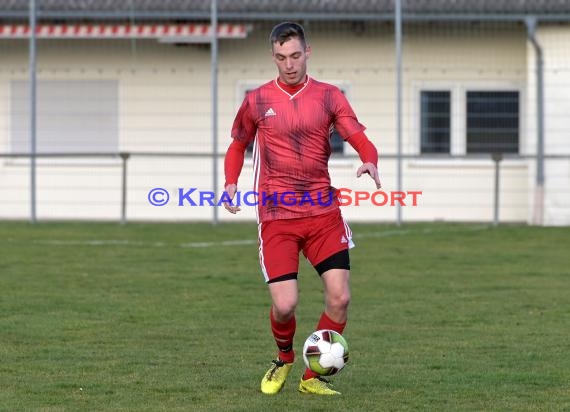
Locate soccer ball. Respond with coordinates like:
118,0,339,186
302,329,349,376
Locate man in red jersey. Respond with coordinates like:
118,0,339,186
223,22,381,395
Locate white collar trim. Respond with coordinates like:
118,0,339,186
274,75,311,100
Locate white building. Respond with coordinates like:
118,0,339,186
0,0,568,225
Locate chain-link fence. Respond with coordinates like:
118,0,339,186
0,0,569,225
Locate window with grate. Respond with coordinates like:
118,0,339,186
466,91,519,154
420,90,451,154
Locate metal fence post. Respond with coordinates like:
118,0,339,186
211,0,219,225
29,0,37,223
120,152,130,225
492,153,503,226
395,0,403,225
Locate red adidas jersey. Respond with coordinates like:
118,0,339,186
231,76,365,222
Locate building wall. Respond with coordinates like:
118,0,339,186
0,22,546,223
526,26,570,225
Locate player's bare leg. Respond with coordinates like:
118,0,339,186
268,279,298,323
299,268,349,395
261,279,298,394
321,268,351,323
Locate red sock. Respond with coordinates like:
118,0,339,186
302,312,346,380
270,308,296,364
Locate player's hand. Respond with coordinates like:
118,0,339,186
222,184,241,214
357,162,382,189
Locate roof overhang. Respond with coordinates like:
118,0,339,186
0,23,251,43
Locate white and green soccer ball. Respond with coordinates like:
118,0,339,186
302,329,349,376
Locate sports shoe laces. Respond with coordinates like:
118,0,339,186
267,359,286,381
315,376,333,387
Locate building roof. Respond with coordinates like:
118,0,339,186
1,0,570,21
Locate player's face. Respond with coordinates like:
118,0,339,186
272,37,311,86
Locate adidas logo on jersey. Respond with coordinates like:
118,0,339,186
341,235,348,244
264,107,276,117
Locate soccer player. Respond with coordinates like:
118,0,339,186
223,22,381,395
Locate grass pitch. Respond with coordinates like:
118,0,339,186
0,222,569,411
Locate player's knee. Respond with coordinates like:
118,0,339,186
339,291,351,310
273,300,297,321
328,291,351,312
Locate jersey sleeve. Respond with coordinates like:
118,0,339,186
225,96,257,187
231,95,257,145
345,130,378,168
224,139,249,187
331,88,366,140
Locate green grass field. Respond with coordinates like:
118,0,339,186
1,222,569,411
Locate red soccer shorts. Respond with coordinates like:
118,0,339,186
257,209,354,283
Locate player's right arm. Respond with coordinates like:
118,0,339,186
223,96,256,214
223,139,248,214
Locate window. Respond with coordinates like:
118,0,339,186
466,91,519,154
11,80,118,153
243,89,256,155
420,91,451,153
329,128,344,154
417,87,521,156
329,89,347,155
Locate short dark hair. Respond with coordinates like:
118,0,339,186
269,22,307,48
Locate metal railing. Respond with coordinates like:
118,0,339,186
2,152,567,225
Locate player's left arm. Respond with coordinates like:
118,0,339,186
331,88,382,189
345,131,382,189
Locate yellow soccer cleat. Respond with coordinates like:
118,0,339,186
298,377,341,395
260,360,293,395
